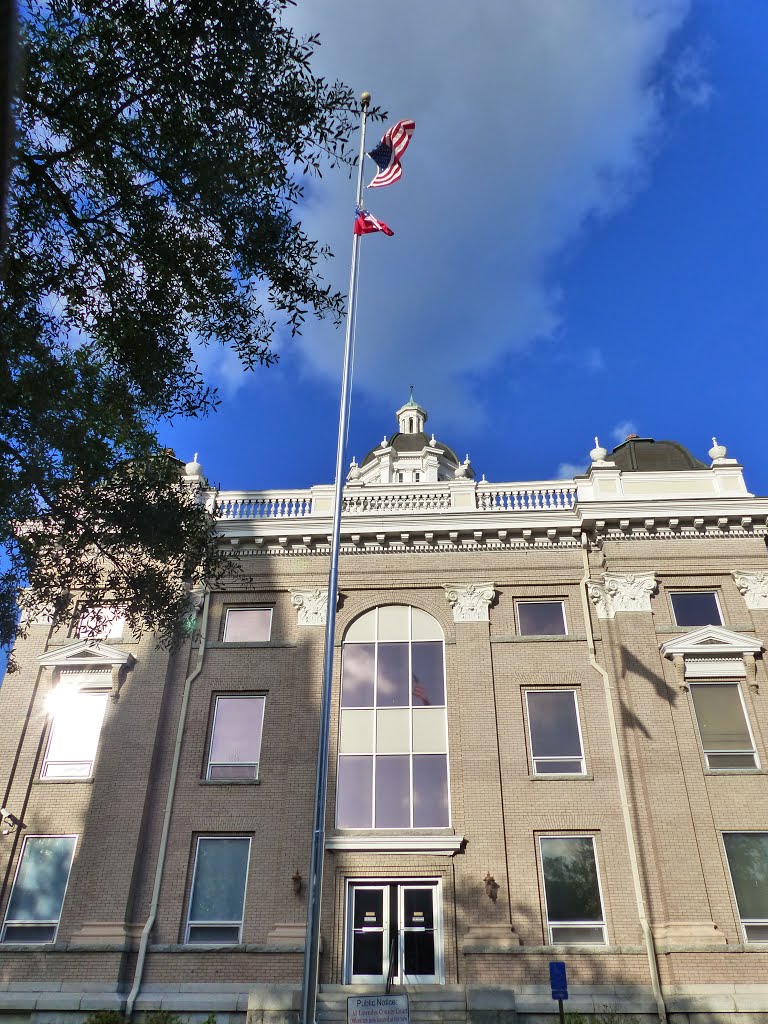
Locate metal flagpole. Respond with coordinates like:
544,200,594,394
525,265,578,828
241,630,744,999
301,90,371,1024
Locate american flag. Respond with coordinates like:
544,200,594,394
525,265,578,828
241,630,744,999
412,676,431,706
367,119,415,188
353,208,394,237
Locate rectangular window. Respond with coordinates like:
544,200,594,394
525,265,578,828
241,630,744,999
42,686,109,779
723,833,768,942
186,836,250,944
690,683,758,769
671,591,722,627
526,691,585,774
539,835,606,944
223,607,272,643
207,695,265,780
77,606,125,640
2,835,77,943
517,601,567,636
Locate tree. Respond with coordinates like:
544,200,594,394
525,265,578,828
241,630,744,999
1,0,379,662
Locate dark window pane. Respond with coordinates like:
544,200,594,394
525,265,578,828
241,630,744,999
187,925,240,943
5,837,76,924
518,602,566,635
2,924,56,943
375,756,410,827
745,924,768,941
691,684,752,751
210,697,264,766
412,755,449,827
724,833,768,920
223,608,271,642
535,760,584,774
707,753,758,770
189,838,249,923
404,930,435,975
336,756,373,828
550,925,604,944
208,764,259,780
412,642,445,706
671,592,721,627
377,643,409,706
353,888,384,929
404,888,434,929
341,645,375,708
353,932,385,975
527,691,582,758
541,837,602,923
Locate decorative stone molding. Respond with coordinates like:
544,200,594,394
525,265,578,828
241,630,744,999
290,588,336,627
443,583,495,622
587,572,658,619
660,625,763,681
733,570,768,609
38,641,135,701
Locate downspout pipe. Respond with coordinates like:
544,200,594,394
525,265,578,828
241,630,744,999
579,534,667,1024
125,590,211,1019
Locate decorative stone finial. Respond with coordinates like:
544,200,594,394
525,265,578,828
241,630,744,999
455,455,472,479
709,436,727,462
431,433,437,445
184,452,204,478
590,436,608,463
347,457,362,482
381,435,388,448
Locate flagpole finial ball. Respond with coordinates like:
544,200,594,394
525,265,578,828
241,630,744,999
360,92,371,108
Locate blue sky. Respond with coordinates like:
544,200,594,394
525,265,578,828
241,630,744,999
160,1,768,496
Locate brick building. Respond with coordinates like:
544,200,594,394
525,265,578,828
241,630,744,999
2,396,768,1024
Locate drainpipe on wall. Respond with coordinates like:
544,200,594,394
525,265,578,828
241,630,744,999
125,590,211,1019
579,534,667,1024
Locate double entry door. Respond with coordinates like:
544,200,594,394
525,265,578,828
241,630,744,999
346,881,442,985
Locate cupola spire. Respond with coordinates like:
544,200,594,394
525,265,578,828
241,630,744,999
396,387,427,434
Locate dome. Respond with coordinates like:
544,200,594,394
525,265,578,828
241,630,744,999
609,437,708,472
361,431,460,468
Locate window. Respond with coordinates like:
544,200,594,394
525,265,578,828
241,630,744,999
414,472,421,482
337,606,449,829
2,835,77,943
689,683,758,769
185,836,250,943
723,833,768,942
670,591,722,627
397,472,404,483
539,835,606,944
42,679,110,778
207,695,265,780
77,606,125,640
517,601,567,636
526,691,585,774
346,881,442,984
222,607,271,643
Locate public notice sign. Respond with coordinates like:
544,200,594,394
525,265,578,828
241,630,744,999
348,994,409,1024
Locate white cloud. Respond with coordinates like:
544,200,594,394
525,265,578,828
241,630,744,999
611,419,638,443
557,461,587,479
283,1,697,430
671,46,714,108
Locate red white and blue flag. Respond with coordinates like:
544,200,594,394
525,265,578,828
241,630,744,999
353,208,394,237
366,119,415,188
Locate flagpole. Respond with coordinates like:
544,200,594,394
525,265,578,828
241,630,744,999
301,90,371,1024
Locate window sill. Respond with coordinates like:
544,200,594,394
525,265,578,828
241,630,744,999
703,768,768,776
491,634,594,644
35,777,95,785
528,773,593,781
326,833,464,855
199,779,261,786
201,641,296,650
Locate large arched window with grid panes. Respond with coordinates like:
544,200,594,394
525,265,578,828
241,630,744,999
336,605,449,829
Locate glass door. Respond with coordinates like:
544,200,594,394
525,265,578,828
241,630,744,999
347,882,442,985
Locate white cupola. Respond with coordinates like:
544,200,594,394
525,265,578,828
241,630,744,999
396,387,427,434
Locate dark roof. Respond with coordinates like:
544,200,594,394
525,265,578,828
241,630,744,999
608,437,708,472
361,431,460,467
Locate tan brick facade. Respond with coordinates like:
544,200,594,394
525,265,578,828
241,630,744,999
2,435,768,1024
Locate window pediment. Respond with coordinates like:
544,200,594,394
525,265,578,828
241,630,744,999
38,641,135,670
660,626,762,683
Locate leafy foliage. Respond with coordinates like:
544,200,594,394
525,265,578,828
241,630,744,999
1,0,379,660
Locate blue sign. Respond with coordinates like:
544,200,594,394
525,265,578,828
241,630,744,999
549,961,568,1000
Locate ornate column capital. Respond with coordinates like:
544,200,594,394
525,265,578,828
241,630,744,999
588,572,658,619
443,582,495,622
733,570,768,609
290,588,337,627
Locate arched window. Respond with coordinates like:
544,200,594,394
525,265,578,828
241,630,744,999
336,606,449,829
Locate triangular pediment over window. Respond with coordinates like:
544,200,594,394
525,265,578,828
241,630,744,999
661,626,762,682
38,641,135,670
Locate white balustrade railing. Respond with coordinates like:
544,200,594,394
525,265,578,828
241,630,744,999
476,483,577,511
212,481,578,521
214,491,314,520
